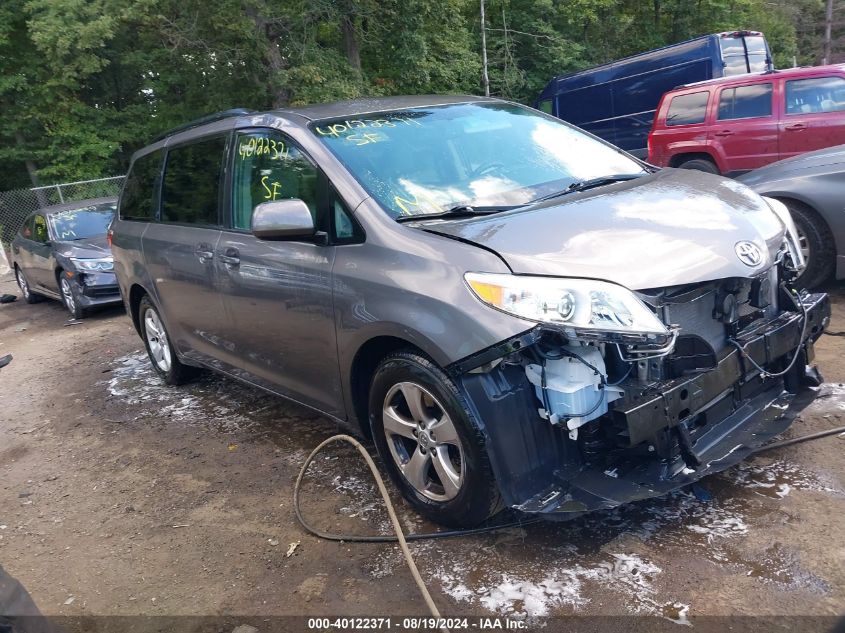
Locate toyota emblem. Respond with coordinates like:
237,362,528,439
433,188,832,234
735,241,763,267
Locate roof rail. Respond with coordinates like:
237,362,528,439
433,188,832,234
152,108,256,143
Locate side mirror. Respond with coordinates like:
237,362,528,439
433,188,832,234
251,199,316,240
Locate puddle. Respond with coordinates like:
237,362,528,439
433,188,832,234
104,352,842,618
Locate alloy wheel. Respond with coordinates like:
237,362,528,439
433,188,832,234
16,269,30,300
381,381,465,502
144,308,172,372
60,278,76,315
795,223,811,266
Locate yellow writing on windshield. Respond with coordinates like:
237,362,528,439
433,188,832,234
314,116,423,139
394,191,441,216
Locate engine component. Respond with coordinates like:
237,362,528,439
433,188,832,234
525,344,623,431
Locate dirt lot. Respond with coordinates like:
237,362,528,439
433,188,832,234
1,270,844,631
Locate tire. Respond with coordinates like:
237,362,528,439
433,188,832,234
59,273,87,319
15,266,41,304
784,200,835,289
138,295,199,385
677,157,720,174
369,351,502,528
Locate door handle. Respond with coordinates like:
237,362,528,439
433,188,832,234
714,130,734,137
785,123,806,131
218,247,240,267
194,243,214,262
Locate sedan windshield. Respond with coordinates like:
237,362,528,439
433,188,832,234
50,203,116,240
311,102,646,219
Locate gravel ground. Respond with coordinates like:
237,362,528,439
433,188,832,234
1,272,844,632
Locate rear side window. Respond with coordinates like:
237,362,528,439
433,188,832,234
120,150,162,221
786,76,845,115
161,136,226,226
665,92,709,126
718,83,773,120
20,217,33,239
536,99,553,114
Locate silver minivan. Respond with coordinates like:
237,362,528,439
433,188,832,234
111,96,829,527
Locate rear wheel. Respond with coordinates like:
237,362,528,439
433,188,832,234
15,267,41,304
677,157,719,174
138,295,199,385
369,351,501,528
784,201,835,289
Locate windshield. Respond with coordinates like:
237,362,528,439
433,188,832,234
50,203,116,240
311,102,646,219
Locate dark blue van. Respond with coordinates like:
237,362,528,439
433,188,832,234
535,31,773,157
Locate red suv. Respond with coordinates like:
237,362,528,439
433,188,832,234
648,65,845,176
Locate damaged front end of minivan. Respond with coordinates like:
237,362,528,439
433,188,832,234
448,223,830,518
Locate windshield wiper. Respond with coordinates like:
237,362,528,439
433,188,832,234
529,173,645,205
395,205,510,223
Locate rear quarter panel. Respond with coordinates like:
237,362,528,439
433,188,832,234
111,218,153,331
649,88,715,167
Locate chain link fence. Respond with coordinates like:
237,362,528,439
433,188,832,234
0,175,125,248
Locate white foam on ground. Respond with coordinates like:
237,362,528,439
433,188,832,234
103,351,270,430
731,459,840,496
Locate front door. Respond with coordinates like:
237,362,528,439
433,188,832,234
780,75,845,160
215,129,342,415
711,81,778,173
143,134,228,362
29,214,56,290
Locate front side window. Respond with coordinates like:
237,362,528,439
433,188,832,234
121,150,163,221
161,136,226,226
786,76,845,115
231,131,318,231
310,103,645,219
32,215,49,243
666,92,709,126
718,83,773,120
51,203,116,240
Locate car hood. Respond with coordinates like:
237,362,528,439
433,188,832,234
738,144,845,186
416,169,785,290
53,236,112,259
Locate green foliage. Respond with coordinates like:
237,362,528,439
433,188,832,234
0,0,830,189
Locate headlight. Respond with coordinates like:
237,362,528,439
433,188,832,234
465,272,670,345
70,257,114,272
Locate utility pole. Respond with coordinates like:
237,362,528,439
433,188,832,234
480,0,490,97
823,0,833,65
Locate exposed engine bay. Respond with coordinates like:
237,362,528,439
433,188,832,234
450,253,830,517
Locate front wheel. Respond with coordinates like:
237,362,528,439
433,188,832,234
369,351,502,528
59,274,87,319
784,201,835,289
138,295,199,385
